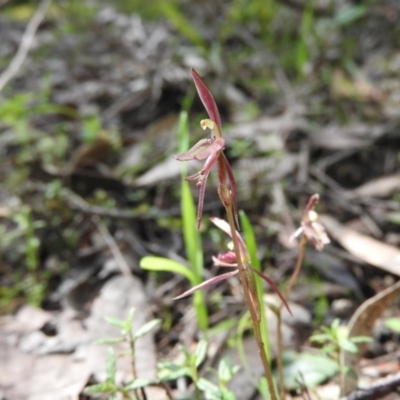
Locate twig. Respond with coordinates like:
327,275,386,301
341,372,400,400
93,216,132,276
0,0,52,92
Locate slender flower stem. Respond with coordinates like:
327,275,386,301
276,310,284,400
284,233,307,300
224,199,278,400
127,331,140,400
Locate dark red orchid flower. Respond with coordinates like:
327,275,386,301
290,194,330,251
174,217,291,316
174,69,238,229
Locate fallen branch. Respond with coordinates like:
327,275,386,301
0,0,51,92
342,372,400,400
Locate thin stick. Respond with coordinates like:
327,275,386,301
94,216,132,276
341,372,400,400
0,0,52,92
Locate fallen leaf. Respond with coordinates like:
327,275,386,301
320,215,400,277
308,123,387,150
134,156,197,186
340,280,400,395
0,307,90,400
0,275,165,400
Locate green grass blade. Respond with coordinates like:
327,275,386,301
161,3,206,49
178,112,203,280
140,256,196,285
239,210,271,358
178,111,208,330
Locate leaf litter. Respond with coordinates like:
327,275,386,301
1,1,400,399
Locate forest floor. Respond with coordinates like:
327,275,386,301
0,1,400,399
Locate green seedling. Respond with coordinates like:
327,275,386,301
310,319,372,383
158,339,239,400
85,308,161,400
172,69,292,400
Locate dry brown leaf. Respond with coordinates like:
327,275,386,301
134,156,190,186
340,280,400,395
68,137,115,173
0,275,165,400
308,123,386,150
0,307,91,400
320,215,400,277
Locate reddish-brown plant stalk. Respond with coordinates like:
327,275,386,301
174,69,295,400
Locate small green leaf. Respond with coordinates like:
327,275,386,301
124,378,153,390
106,347,117,382
179,344,191,360
157,363,191,381
105,316,126,329
331,319,340,331
84,382,115,394
195,339,208,368
279,351,338,390
134,319,161,340
339,338,358,353
95,337,124,345
385,318,400,333
140,256,196,285
218,357,232,383
321,344,337,355
219,387,236,400
196,378,220,398
310,333,332,343
127,308,136,325
351,336,373,344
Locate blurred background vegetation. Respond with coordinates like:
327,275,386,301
0,0,399,322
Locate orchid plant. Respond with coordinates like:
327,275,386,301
174,217,290,316
173,69,292,400
174,69,238,230
275,193,330,397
